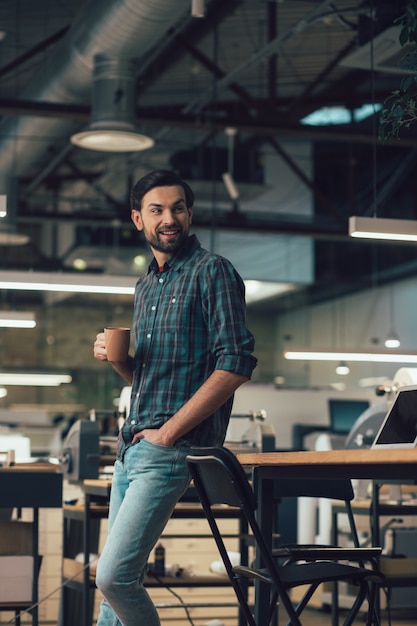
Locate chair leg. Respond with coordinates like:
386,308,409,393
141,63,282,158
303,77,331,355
285,583,321,626
365,582,381,626
342,580,369,626
231,575,257,626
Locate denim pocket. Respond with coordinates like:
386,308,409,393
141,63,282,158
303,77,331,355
140,438,177,452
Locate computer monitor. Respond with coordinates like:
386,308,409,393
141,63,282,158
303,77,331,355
328,398,370,435
372,385,417,449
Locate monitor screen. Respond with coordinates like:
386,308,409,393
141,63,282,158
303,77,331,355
328,398,370,435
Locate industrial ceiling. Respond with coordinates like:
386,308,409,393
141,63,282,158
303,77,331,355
0,0,416,311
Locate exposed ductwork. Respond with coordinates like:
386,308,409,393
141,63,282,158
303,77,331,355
0,0,190,188
70,53,155,152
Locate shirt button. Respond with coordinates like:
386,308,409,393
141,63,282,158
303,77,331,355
151,305,156,310
147,333,151,338
172,297,176,303
159,278,164,284
130,420,136,425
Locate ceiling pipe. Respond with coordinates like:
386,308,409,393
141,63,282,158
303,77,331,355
0,0,190,182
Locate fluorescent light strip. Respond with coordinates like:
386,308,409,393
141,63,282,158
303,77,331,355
0,194,6,218
0,271,294,304
0,373,72,386
284,350,417,364
349,216,417,242
0,320,36,328
0,311,36,328
0,271,136,295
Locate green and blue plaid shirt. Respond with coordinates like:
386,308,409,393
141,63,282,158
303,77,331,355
119,235,257,456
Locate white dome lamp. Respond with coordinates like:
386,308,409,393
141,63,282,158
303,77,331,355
71,54,154,153
335,361,350,376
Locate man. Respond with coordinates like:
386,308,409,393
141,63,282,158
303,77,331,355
93,169,257,625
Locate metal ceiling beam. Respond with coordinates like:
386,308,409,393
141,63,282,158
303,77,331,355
267,0,278,103
0,26,70,80
61,156,124,212
173,32,263,115
289,38,358,109
16,207,348,240
1,97,415,148
266,136,345,227
16,206,417,246
183,0,335,114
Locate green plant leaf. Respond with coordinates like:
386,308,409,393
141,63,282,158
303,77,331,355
400,26,410,45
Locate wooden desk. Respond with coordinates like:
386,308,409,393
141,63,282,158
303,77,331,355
0,466,63,626
238,448,417,481
237,448,417,624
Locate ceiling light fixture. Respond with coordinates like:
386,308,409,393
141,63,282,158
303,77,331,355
244,280,297,304
0,270,136,295
0,188,30,245
385,332,401,349
71,54,154,152
335,361,350,375
284,349,417,364
385,285,401,348
0,373,72,386
349,216,417,242
222,127,240,201
191,0,205,18
222,172,239,200
0,271,289,302
349,28,417,245
0,311,36,328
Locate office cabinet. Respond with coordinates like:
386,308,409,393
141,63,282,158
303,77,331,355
0,468,63,626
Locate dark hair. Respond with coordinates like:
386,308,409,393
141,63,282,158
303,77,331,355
130,170,194,212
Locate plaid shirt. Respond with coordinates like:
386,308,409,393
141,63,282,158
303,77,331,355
119,235,257,456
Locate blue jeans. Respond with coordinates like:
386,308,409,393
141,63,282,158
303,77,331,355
95,438,191,626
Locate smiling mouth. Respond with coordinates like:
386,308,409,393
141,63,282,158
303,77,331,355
159,229,180,238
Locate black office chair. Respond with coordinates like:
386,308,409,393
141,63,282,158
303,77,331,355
270,477,382,626
187,446,384,626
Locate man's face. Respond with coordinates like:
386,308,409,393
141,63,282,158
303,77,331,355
131,185,193,261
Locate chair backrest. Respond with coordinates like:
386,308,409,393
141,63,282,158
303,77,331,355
188,447,361,550
187,447,291,596
270,475,361,549
187,446,258,511
187,446,289,626
273,477,354,501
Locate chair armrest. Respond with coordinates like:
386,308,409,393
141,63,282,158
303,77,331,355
272,546,381,563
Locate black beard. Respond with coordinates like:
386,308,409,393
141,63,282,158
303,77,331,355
146,228,189,255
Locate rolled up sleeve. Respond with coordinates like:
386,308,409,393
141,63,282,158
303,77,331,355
201,257,257,378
